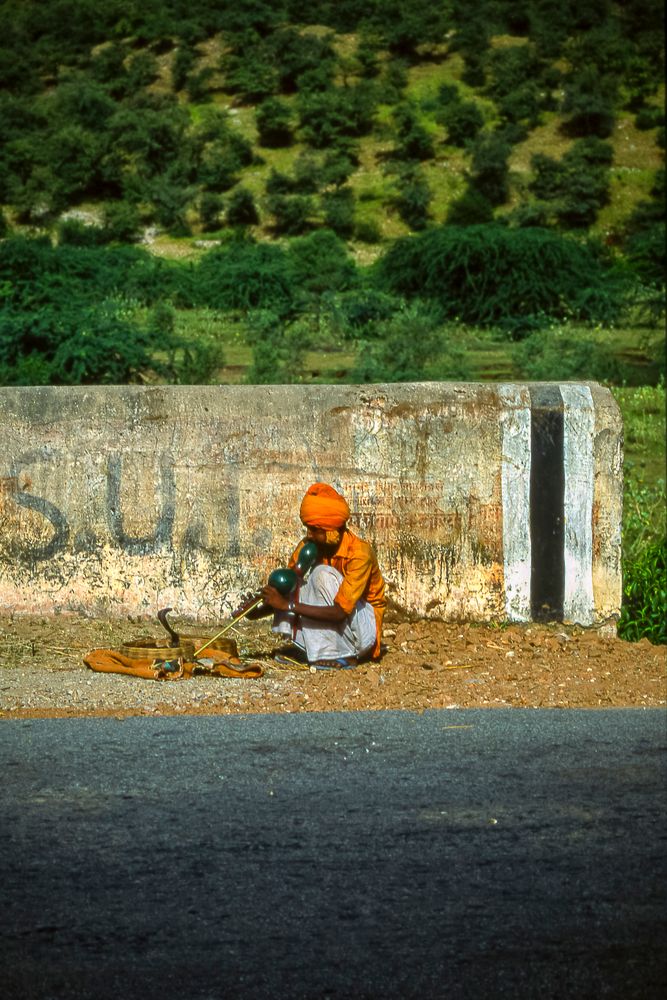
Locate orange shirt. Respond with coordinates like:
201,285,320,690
290,530,386,659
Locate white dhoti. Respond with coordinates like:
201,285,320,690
272,564,377,663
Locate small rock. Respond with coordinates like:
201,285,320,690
598,623,617,640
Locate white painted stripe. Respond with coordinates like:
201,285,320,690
561,384,595,624
499,385,532,621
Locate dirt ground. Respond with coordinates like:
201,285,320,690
0,611,665,718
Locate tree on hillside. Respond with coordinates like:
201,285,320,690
376,224,625,329
439,100,484,147
226,186,260,227
561,66,616,137
530,138,612,227
392,103,435,160
469,132,511,206
256,97,293,147
379,0,451,58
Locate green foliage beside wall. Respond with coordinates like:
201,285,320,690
375,225,625,330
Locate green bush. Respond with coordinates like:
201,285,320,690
439,100,484,147
171,46,196,92
354,218,382,244
192,240,293,312
288,229,357,297
561,69,616,137
497,84,542,129
199,192,224,232
445,188,494,226
348,305,471,383
226,187,259,227
529,141,612,228
392,103,435,160
393,167,432,230
57,218,107,247
256,97,293,147
376,225,625,330
102,201,142,243
245,309,308,384
0,299,165,385
512,327,623,382
619,538,667,644
322,187,356,238
270,26,335,94
336,288,398,338
297,83,375,148
266,193,313,236
347,305,433,382
634,106,664,131
470,132,511,206
618,475,667,645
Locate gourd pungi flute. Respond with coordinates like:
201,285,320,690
193,540,319,658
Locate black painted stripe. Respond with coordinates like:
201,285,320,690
529,386,565,621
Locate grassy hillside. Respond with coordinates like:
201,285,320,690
0,1,663,260
0,1,663,390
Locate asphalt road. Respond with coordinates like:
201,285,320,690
1,709,666,1000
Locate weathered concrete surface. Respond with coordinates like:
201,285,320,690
0,383,622,624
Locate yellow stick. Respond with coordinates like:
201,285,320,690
193,597,264,658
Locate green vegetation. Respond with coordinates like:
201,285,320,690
0,1,662,249
0,1,664,642
612,384,666,645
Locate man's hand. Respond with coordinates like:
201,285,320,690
261,584,290,611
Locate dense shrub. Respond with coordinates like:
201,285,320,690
320,151,356,188
225,187,259,227
322,187,356,238
0,299,169,385
245,309,308,384
634,106,664,131
336,289,398,338
619,538,667,644
223,38,277,102
287,230,357,297
171,46,196,92
297,83,375,148
392,104,435,160
530,139,612,227
618,475,667,645
379,60,408,103
199,192,224,231
266,193,313,235
485,44,547,125
376,225,625,330
192,240,293,312
256,97,293,147
102,201,142,243
512,327,623,382
393,167,432,230
0,238,184,382
445,188,494,226
469,132,511,205
561,68,616,137
348,304,471,383
269,26,336,94
0,229,226,382
438,100,484,147
354,218,382,243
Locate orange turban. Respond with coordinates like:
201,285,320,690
300,483,350,530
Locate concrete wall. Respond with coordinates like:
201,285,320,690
0,383,622,625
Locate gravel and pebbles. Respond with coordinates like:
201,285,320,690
1,613,665,718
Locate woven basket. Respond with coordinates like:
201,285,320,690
181,634,239,658
120,637,195,661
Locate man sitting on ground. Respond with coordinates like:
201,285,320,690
256,482,386,669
